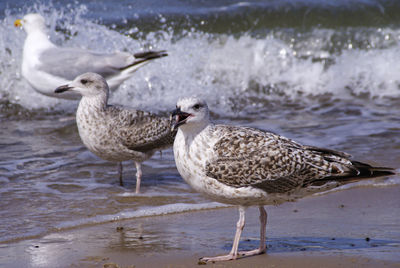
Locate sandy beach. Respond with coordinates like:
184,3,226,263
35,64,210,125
1,2,400,267
1,184,399,268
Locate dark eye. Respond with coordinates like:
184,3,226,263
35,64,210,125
193,104,201,110
81,79,88,84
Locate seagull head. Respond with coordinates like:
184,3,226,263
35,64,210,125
55,72,109,98
171,97,210,131
14,13,46,34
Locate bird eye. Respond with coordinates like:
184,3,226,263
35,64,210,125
80,79,88,84
193,104,201,110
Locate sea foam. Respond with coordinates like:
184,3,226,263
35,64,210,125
1,3,400,116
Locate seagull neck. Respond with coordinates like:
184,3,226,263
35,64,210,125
180,121,211,139
25,30,55,50
81,94,108,111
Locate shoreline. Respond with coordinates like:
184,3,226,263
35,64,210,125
93,253,398,268
1,185,399,267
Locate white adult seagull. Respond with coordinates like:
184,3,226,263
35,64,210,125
171,97,394,262
55,73,176,192
15,13,167,99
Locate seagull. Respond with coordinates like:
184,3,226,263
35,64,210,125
55,72,176,192
15,13,167,99
171,96,395,262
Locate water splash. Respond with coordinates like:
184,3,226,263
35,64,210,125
1,1,400,116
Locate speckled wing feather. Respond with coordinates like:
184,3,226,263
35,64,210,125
106,106,176,153
205,126,364,194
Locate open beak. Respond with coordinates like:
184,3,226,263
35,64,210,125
170,107,191,131
14,19,22,27
55,84,73,94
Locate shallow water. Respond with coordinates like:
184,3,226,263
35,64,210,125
0,0,399,251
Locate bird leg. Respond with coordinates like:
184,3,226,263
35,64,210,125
134,162,142,194
200,206,267,263
118,162,124,186
200,206,246,262
238,206,267,256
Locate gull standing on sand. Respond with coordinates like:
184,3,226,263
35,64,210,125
55,72,176,192
15,13,167,99
171,97,394,262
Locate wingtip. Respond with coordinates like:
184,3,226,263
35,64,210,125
119,50,168,71
133,50,168,60
352,161,396,179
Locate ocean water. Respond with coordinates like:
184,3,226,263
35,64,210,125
0,0,399,249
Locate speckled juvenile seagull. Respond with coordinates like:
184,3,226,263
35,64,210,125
55,72,175,192
15,13,167,99
171,97,394,262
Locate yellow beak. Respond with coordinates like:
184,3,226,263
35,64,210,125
14,19,22,27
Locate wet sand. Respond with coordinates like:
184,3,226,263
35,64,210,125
1,184,399,268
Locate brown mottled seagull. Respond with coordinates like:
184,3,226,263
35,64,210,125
171,96,395,262
55,72,176,193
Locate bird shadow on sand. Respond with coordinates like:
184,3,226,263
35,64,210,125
224,236,400,254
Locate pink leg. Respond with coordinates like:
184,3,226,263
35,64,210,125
200,206,246,262
134,162,142,194
118,162,124,186
200,206,268,263
238,206,267,256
